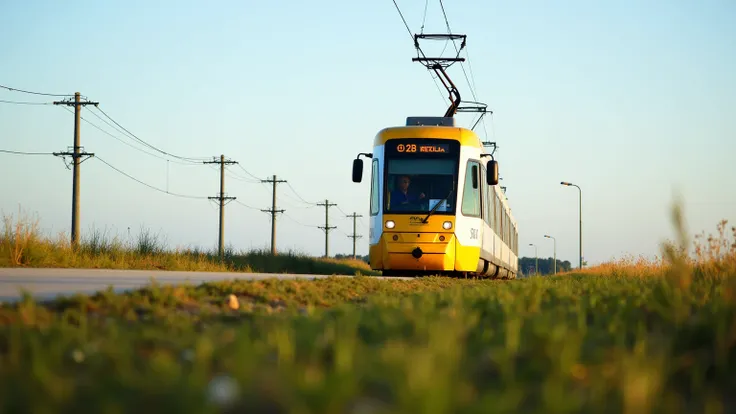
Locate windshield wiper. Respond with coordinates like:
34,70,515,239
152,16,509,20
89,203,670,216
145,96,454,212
422,189,453,223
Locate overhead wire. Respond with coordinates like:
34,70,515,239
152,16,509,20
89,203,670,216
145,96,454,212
391,0,447,106
335,204,351,217
0,99,53,106
420,0,429,34
438,0,491,138
234,200,260,211
0,149,54,156
0,83,74,97
236,164,263,181
95,156,208,200
93,106,209,163
285,182,317,205
58,106,195,165
283,213,319,228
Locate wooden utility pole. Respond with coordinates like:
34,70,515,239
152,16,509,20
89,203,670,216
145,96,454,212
53,92,98,247
317,199,337,258
261,175,286,255
204,155,237,259
346,212,363,259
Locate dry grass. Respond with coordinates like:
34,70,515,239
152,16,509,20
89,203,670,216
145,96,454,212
0,208,378,276
575,201,736,282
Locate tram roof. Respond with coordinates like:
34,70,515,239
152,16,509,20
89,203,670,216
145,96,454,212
373,125,484,148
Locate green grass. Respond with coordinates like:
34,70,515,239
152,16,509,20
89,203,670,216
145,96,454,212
1,204,734,412
1,270,734,413
0,208,378,276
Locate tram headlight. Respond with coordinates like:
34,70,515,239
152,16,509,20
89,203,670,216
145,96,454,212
385,220,395,229
442,221,453,230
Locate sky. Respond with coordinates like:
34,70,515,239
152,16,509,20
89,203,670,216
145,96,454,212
1,0,735,265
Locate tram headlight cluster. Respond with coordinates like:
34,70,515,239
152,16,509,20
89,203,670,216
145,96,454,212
385,220,396,229
442,221,452,230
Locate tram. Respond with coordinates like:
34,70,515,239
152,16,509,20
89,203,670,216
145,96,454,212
351,116,518,278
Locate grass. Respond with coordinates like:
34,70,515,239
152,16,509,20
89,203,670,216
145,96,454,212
0,208,378,276
0,202,734,412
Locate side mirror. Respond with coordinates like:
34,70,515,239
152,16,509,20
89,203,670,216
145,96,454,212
487,160,499,185
352,158,363,183
471,165,478,189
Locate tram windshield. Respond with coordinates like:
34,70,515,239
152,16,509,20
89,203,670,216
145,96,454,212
384,158,458,214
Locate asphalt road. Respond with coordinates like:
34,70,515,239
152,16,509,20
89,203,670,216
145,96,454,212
0,268,364,302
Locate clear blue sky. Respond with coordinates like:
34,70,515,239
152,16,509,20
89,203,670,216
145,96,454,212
1,0,734,265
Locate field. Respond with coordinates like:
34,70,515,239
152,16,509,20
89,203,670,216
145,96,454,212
0,207,734,412
0,209,378,276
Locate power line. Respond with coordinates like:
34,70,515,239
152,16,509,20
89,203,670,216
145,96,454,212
236,164,263,181
335,204,350,217
0,99,52,105
84,107,200,166
93,106,208,163
59,106,195,166
0,149,54,156
283,212,318,228
234,200,260,210
226,171,261,183
285,182,316,205
96,156,207,200
0,83,74,97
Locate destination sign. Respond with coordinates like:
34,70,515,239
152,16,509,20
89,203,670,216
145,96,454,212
385,139,459,156
396,143,451,153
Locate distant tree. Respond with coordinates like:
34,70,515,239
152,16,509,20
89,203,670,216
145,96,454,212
333,253,370,264
518,257,572,276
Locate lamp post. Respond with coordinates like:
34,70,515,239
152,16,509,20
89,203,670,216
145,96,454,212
560,181,582,269
544,234,556,275
529,243,538,275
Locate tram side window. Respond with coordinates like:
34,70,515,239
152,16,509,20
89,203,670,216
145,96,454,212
370,159,379,216
481,166,489,225
488,184,494,228
494,193,500,236
461,161,481,217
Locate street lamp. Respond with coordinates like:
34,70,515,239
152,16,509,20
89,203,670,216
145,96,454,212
544,235,556,275
528,243,538,275
560,181,582,269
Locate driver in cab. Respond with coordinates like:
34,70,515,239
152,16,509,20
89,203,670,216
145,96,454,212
390,175,425,208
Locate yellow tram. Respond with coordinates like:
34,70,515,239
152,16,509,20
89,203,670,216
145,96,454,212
352,116,518,278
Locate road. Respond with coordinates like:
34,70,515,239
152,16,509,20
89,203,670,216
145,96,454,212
0,267,365,303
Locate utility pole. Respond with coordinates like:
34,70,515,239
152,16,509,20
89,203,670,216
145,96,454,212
261,175,286,255
346,212,363,259
53,92,98,248
317,199,337,258
204,155,237,260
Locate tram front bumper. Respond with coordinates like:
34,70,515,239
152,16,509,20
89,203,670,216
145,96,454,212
378,232,456,272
